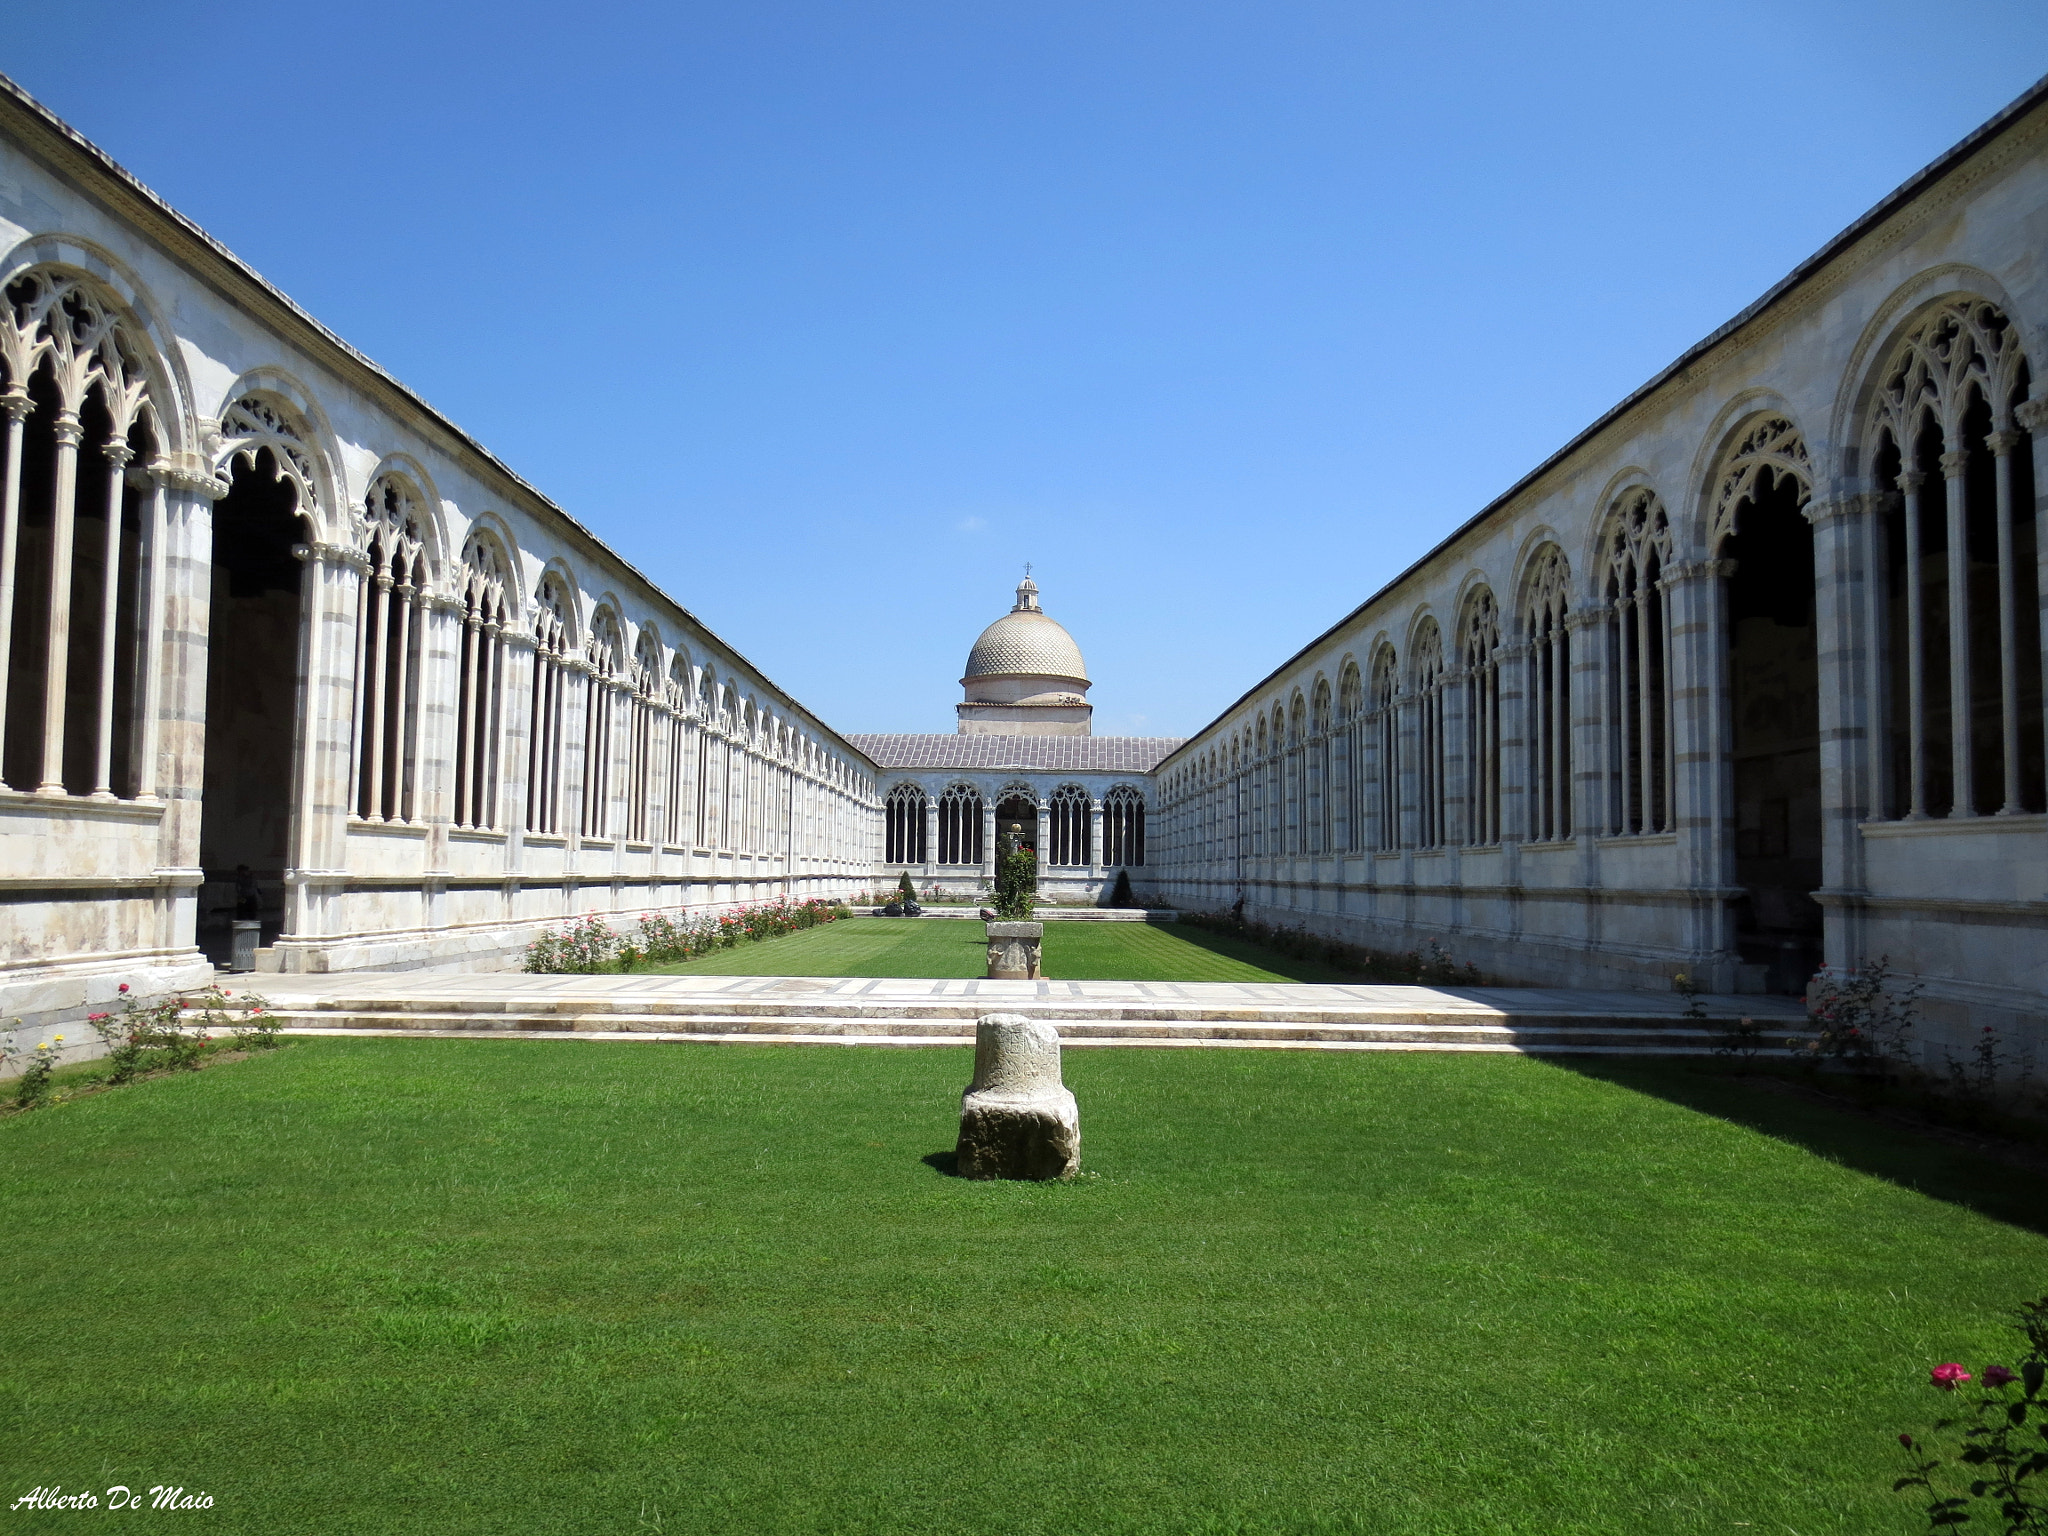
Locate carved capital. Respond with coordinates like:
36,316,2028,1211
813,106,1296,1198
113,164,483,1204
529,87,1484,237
50,413,83,449
1898,469,1926,493
0,391,33,424
1802,496,1851,528
1988,428,2025,457
1562,608,1604,633
2014,396,2048,433
1939,449,1970,480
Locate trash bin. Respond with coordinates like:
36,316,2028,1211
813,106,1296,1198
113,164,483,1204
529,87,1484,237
230,920,262,973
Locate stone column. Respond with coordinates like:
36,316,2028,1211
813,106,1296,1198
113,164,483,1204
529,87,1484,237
980,798,996,883
38,408,83,792
1898,469,1931,818
922,791,938,879
0,390,29,781
1806,493,1879,974
1939,448,1974,815
1989,428,2027,815
1662,557,1736,974
1088,797,1104,878
86,442,135,798
2017,398,2048,819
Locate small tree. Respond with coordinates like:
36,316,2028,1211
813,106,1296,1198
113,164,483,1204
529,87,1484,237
992,836,1037,921
1107,868,1135,909
895,870,918,905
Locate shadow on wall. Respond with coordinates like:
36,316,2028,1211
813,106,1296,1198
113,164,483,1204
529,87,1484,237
1547,1056,2048,1240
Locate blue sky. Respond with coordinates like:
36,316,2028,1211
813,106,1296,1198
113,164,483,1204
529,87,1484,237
8,5,2047,737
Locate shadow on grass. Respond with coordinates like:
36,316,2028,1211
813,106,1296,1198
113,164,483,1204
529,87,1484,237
1142,922,1358,985
1553,1056,2048,1239
922,1150,960,1177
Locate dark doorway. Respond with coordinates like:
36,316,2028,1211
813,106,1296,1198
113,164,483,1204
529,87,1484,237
994,794,1037,856
196,452,303,965
1724,467,1823,994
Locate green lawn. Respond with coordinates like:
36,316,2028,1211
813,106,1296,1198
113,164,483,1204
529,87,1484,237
638,917,1361,982
3,1039,2042,1534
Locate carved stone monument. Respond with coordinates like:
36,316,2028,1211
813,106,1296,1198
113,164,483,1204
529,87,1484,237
984,921,1043,980
955,1012,1080,1180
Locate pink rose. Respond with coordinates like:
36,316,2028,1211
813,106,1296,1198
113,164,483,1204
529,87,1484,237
1932,1363,1972,1391
1983,1365,2017,1388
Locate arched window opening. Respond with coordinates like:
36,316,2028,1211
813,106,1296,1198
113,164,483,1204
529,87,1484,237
663,659,694,847
453,533,509,830
624,630,661,843
1048,782,1091,867
1714,416,1820,992
1337,664,1363,851
524,578,571,835
994,785,1037,858
1308,681,1332,854
1866,300,2041,819
1522,548,1572,843
1602,491,1674,836
580,609,623,839
1368,648,1399,850
1104,783,1146,867
885,782,927,864
1460,592,1501,846
1,270,159,800
352,476,428,823
1250,715,1269,857
1284,695,1306,854
1413,622,1447,848
937,781,984,865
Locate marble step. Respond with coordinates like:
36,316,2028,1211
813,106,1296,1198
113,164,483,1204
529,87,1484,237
255,1005,1787,1053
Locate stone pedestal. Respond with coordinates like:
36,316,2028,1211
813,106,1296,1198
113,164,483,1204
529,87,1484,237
985,921,1042,980
955,1012,1079,1180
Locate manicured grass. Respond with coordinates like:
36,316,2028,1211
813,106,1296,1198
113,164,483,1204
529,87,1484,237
3,1039,2043,1534
637,917,1362,982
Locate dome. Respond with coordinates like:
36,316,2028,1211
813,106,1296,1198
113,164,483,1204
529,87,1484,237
962,575,1089,685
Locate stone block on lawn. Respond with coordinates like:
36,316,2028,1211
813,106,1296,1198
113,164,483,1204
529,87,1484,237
955,1012,1079,1181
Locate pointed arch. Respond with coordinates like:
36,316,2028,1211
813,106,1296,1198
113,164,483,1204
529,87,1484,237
1600,487,1676,836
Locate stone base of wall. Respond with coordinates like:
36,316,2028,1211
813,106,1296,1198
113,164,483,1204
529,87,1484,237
879,871,1128,905
0,948,219,1074
1163,886,2044,1056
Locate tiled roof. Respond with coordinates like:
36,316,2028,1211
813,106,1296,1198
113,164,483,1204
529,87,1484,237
845,734,1184,773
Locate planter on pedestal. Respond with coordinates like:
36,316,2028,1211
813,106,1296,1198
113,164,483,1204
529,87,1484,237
984,921,1042,980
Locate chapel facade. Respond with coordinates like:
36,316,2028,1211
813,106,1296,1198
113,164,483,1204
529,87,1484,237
847,574,1178,903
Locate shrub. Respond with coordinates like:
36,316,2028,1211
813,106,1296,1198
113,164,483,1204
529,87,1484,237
1894,1293,2048,1532
896,871,918,906
1799,956,1921,1071
1106,869,1135,909
525,900,846,973
992,844,1037,922
6,1031,59,1109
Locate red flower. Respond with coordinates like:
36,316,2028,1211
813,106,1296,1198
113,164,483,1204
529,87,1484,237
1931,1363,1972,1391
117,983,130,993
1983,1365,2018,1388
1899,1433,1914,1448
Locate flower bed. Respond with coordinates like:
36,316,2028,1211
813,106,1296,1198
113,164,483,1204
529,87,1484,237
523,898,849,974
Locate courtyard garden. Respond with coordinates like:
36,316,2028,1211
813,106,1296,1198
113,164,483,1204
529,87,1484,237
632,914,1363,982
3,1036,2043,1534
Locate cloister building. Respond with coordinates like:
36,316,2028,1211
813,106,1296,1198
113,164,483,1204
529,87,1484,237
2,67,2044,1050
1151,78,2048,1043
0,76,880,1037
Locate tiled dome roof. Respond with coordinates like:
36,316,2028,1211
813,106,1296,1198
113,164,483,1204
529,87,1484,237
963,576,1088,682
964,609,1088,683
